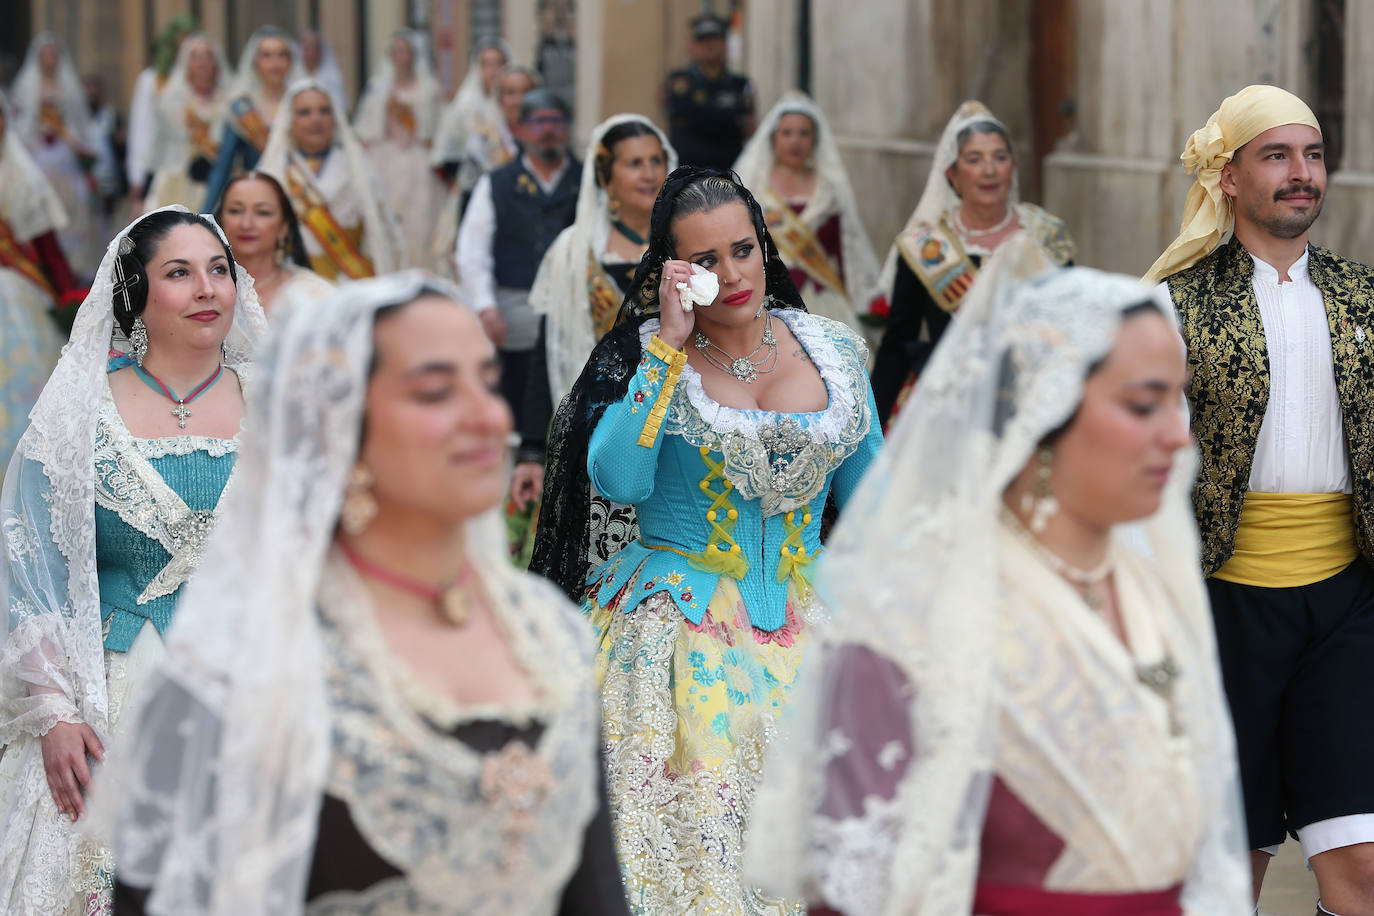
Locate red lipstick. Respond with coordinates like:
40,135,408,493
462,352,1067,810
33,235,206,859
722,289,752,306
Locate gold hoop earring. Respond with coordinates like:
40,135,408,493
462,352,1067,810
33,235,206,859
340,464,378,535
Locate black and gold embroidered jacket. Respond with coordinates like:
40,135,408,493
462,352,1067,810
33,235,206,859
1169,236,1374,575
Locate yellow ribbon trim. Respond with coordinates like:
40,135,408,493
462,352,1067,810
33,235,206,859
1213,491,1357,587
636,335,687,447
777,508,819,594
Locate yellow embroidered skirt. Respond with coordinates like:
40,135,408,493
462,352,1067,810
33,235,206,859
588,570,810,915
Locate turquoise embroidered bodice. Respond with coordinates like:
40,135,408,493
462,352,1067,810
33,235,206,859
586,310,881,631
94,367,237,653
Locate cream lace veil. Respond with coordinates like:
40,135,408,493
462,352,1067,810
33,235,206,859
431,38,512,168
225,27,300,104
529,113,678,405
732,90,883,310
98,271,597,914
10,33,95,151
745,235,1249,914
352,28,441,144
259,77,402,275
877,101,1020,301
0,206,266,751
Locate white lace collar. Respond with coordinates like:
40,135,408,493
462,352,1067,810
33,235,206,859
100,368,244,459
638,308,864,447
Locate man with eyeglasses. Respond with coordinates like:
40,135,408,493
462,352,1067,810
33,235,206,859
456,88,582,437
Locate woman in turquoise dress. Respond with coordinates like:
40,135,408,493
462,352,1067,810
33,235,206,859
532,167,882,913
0,207,265,914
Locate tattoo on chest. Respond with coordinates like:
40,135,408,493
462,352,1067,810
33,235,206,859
793,347,811,363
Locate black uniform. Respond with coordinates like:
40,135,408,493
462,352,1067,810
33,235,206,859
664,64,754,170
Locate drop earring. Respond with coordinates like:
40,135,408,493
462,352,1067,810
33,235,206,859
340,464,378,535
1020,447,1059,533
130,317,149,367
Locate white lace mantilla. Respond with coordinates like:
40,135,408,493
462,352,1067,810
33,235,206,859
639,310,872,516
310,556,600,915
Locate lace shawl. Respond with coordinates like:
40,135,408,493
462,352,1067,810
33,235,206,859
744,243,1252,915
530,166,806,602
102,271,599,916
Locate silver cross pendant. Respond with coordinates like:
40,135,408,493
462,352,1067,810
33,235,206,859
171,402,192,428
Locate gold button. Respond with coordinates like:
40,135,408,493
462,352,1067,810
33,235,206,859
803,512,812,524
785,511,795,523
723,481,732,490
699,446,709,456
707,510,717,522
727,509,738,520
731,544,741,554
780,545,790,556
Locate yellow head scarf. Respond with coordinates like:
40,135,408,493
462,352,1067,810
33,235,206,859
1144,85,1320,284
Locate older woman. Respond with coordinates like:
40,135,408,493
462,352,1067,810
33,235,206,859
532,167,882,913
0,207,265,915
870,101,1075,428
201,26,296,210
106,272,628,916
733,91,882,341
747,239,1251,915
216,171,332,316
143,33,233,211
259,79,403,281
354,30,443,269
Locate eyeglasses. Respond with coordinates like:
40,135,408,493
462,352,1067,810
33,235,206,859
525,114,569,128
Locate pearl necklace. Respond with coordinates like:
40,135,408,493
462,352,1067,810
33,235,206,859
952,205,1016,238
1000,507,1115,611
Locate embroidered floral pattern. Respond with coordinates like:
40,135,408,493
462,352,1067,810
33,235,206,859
1171,239,1374,572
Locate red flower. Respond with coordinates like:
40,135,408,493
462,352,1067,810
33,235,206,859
634,391,646,402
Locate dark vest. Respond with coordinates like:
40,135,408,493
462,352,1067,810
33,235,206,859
489,156,582,290
1168,237,1374,575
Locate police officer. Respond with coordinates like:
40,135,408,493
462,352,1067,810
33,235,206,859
663,13,755,170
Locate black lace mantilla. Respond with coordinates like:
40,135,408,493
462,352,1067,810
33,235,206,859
530,167,807,601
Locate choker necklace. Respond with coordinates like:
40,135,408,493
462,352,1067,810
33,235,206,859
694,311,778,384
952,206,1015,237
134,363,224,429
611,218,647,246
338,541,473,626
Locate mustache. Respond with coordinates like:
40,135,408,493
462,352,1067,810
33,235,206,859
1275,185,1321,201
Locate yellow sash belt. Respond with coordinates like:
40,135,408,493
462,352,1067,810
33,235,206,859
1213,491,1357,587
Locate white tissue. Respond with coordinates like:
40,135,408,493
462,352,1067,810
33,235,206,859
675,263,719,312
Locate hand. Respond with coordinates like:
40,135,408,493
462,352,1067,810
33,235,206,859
478,308,508,349
40,721,104,821
510,461,545,510
656,259,697,350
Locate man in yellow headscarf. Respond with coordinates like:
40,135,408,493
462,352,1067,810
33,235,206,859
1153,85,1374,916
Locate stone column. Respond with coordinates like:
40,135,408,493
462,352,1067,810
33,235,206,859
1321,0,1374,263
